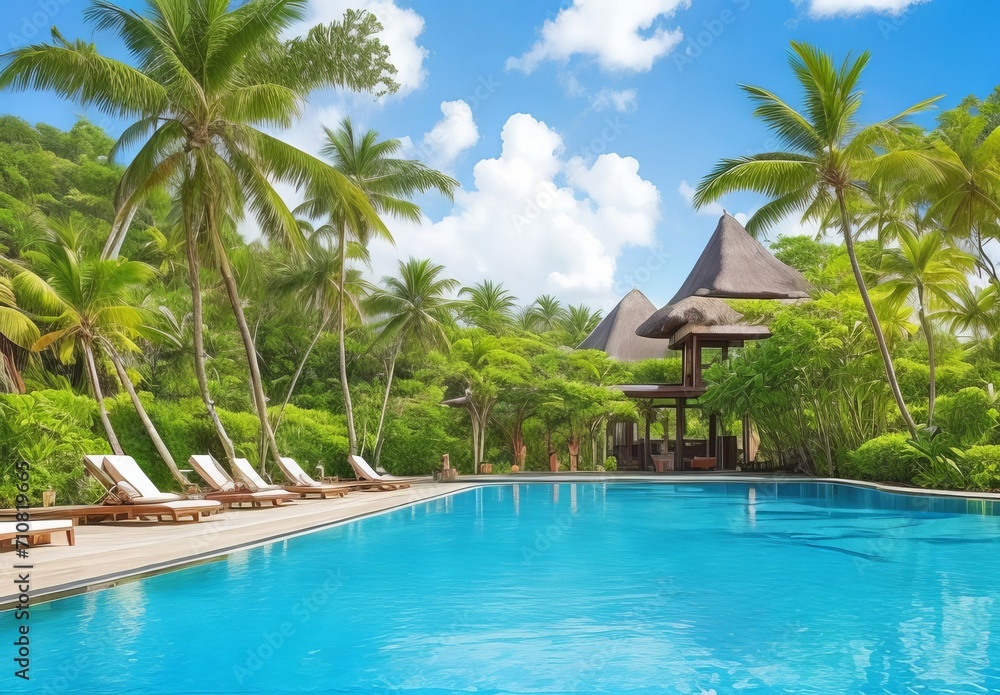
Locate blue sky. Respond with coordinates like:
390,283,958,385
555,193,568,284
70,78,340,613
3,0,998,312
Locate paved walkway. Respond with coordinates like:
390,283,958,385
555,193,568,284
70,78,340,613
0,482,472,609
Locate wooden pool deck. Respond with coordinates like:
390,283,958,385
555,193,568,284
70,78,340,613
0,481,470,610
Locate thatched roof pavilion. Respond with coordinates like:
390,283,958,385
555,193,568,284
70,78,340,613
577,289,670,361
635,296,743,341
668,212,810,303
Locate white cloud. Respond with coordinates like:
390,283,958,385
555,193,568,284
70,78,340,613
507,0,691,73
591,88,638,113
368,114,661,305
418,100,480,170
678,181,748,225
801,0,929,17
298,0,428,94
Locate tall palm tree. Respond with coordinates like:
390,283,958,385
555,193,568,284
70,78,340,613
877,228,974,423
366,257,460,464
0,0,399,466
460,280,518,334
273,235,369,435
297,119,458,454
694,42,941,437
530,295,566,333
935,283,1000,342
6,239,190,485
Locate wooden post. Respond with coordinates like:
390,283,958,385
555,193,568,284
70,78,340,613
644,412,652,471
742,414,751,470
708,412,718,460
675,399,686,471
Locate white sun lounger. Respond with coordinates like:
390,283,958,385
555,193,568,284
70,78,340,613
273,457,356,499
188,455,295,507
347,455,413,489
0,520,75,548
102,455,222,521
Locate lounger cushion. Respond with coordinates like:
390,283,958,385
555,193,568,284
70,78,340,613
232,458,281,492
280,457,319,486
0,520,73,534
115,481,141,500
189,455,236,492
104,456,183,501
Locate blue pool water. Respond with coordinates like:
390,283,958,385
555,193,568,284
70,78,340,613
4,482,1000,694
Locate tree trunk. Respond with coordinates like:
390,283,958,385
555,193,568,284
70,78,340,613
83,343,123,455
333,226,359,454
372,345,399,466
107,346,189,488
274,311,331,436
568,435,580,471
918,286,936,426
184,206,236,464
207,216,282,466
838,193,917,437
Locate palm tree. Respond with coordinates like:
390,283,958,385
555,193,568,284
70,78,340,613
694,42,941,437
460,280,518,334
0,0,399,466
561,304,602,346
273,236,370,435
877,228,974,423
530,295,566,333
296,119,458,454
7,238,190,484
366,258,460,464
928,96,1000,284
935,283,1000,342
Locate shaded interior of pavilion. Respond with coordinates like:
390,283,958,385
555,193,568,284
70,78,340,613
579,212,811,473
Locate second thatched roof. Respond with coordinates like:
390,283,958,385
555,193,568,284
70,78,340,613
635,296,744,339
668,212,811,303
577,289,670,361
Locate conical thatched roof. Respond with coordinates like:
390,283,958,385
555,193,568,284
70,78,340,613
668,213,811,303
635,296,744,339
577,289,670,361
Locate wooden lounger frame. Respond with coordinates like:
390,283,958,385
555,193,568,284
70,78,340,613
0,503,219,525
205,491,296,508
0,525,75,549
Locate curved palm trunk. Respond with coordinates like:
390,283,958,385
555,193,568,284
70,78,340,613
107,346,189,488
917,286,936,425
274,311,331,436
184,208,237,464
83,342,123,456
838,193,917,437
337,226,359,454
372,345,399,466
207,218,283,466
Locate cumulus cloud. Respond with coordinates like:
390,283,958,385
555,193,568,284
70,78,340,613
591,88,638,113
298,0,428,94
800,0,929,17
417,100,480,169
507,0,691,73
368,114,661,305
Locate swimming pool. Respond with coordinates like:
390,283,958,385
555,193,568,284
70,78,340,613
5,482,1000,694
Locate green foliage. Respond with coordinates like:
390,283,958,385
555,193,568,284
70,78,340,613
0,390,107,505
270,405,350,479
934,388,997,447
907,429,967,490
380,396,467,475
842,434,921,484
964,446,1000,491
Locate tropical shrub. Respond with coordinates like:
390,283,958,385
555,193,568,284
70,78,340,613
842,434,921,484
935,387,997,447
964,446,1000,491
380,399,467,475
0,390,107,505
270,405,350,480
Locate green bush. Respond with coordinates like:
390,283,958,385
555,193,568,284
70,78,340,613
270,404,350,479
0,390,107,505
935,387,997,447
963,446,1000,491
380,400,466,475
842,434,921,484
